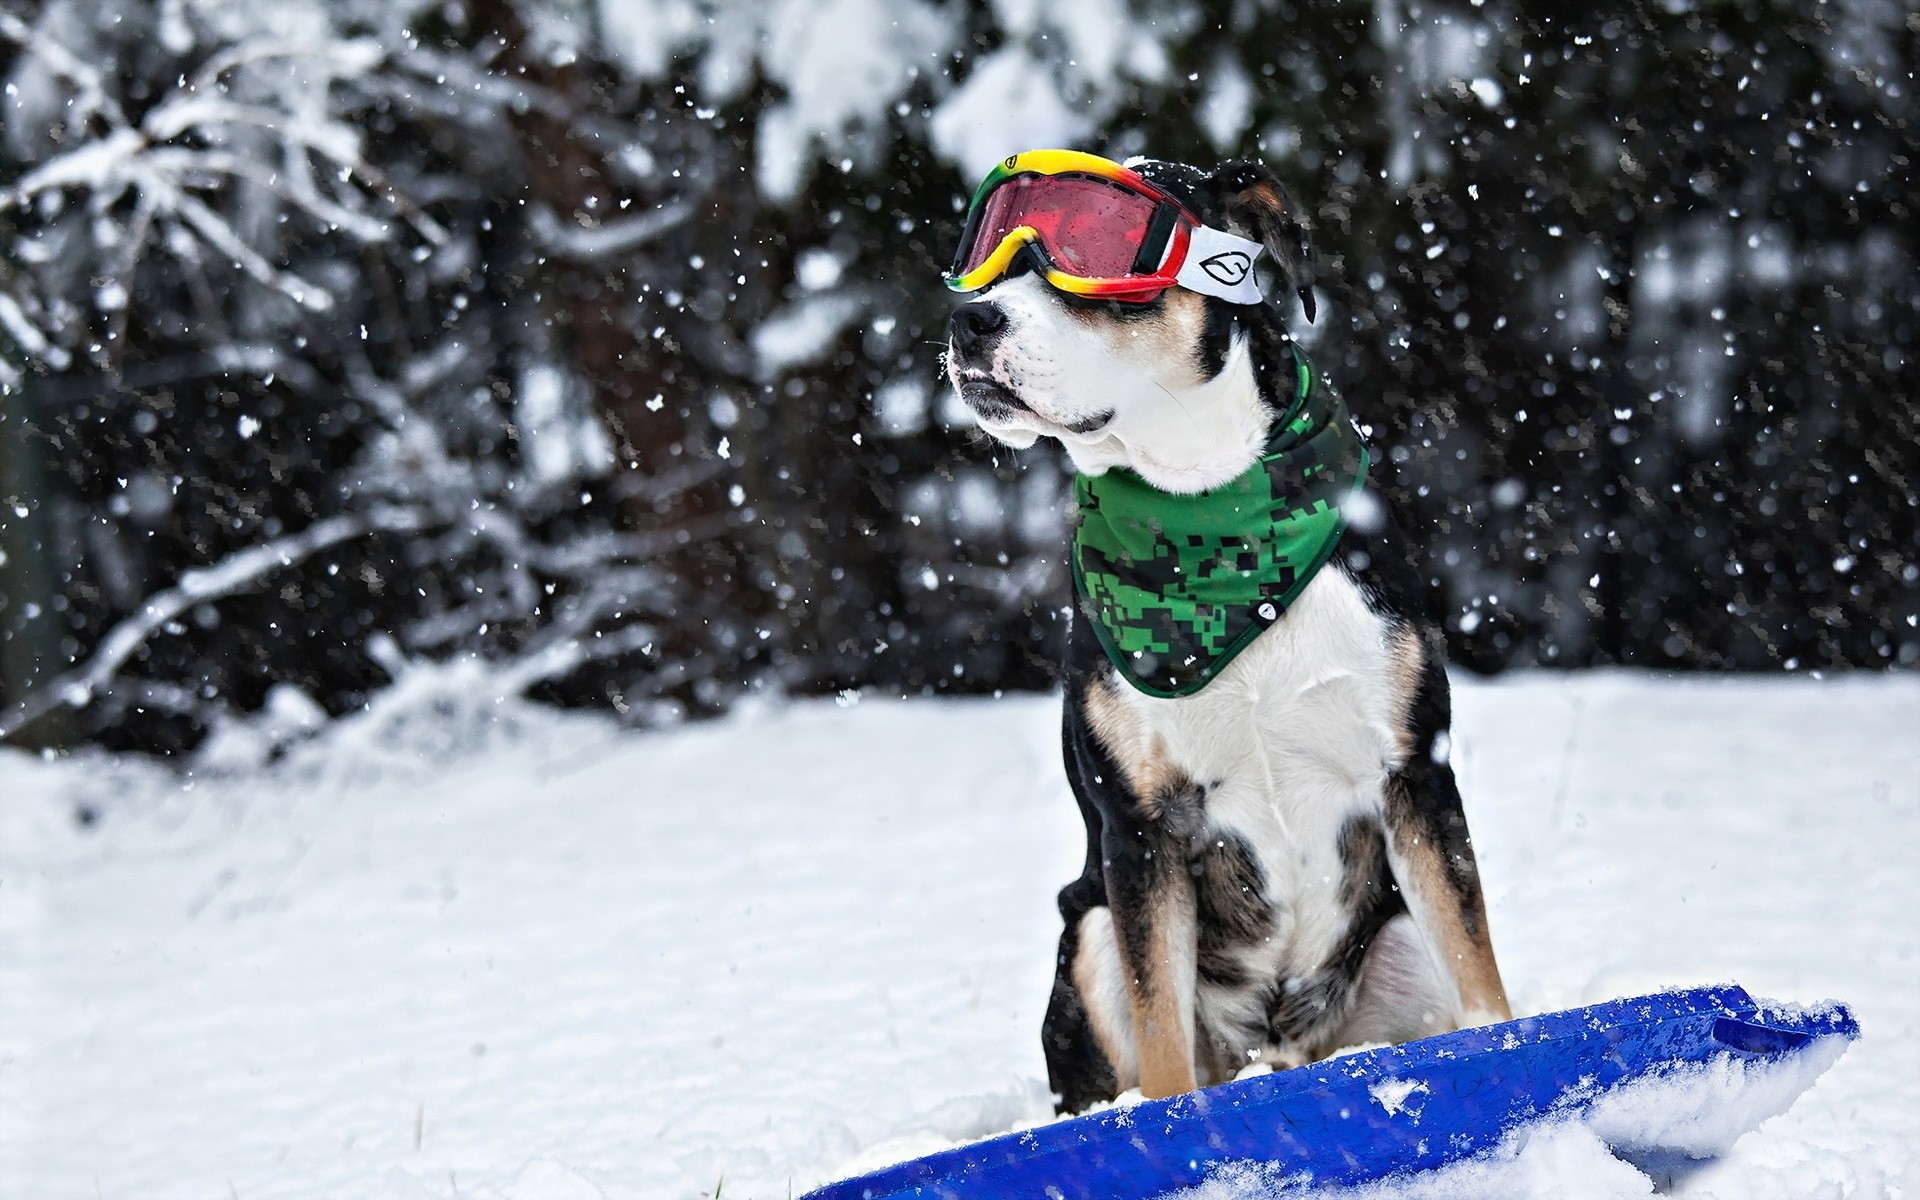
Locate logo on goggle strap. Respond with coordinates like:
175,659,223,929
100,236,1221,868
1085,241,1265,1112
1200,251,1254,286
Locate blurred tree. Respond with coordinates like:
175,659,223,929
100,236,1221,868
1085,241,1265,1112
0,0,1913,754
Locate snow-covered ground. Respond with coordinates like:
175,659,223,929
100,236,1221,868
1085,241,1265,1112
1,669,1914,1199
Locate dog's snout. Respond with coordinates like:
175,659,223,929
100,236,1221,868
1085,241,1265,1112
948,302,1007,358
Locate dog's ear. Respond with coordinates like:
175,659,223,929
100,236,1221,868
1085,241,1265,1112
1209,160,1317,322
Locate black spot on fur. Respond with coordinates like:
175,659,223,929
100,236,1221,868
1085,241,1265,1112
1149,775,1206,832
1372,625,1497,942
1043,703,1124,1114
1196,300,1236,381
1266,816,1407,1046
1043,880,1121,1114
1192,832,1273,988
1336,817,1400,915
1131,161,1213,215
1265,973,1349,1045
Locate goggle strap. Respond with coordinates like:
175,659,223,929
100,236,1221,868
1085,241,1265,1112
1129,203,1182,275
1174,224,1267,304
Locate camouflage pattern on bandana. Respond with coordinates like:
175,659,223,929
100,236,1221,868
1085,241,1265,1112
1071,350,1370,698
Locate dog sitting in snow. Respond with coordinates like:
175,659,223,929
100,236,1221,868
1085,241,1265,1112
941,151,1510,1113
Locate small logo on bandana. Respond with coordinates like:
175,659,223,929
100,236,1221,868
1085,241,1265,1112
1256,601,1279,622
1201,251,1254,286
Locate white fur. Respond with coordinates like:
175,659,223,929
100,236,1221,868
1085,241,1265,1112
1335,913,1455,1047
1109,567,1441,1065
947,276,1271,494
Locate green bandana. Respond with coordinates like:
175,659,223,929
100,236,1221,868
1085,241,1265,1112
1070,350,1370,698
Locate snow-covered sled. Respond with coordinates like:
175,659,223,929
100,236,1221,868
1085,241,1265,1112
802,984,1857,1199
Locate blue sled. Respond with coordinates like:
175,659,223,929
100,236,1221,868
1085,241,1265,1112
805,985,1857,1199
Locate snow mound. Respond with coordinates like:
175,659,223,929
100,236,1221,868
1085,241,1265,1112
1583,1033,1852,1164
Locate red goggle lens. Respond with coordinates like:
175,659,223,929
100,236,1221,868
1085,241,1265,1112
958,174,1162,280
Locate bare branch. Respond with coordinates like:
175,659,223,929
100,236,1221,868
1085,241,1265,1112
0,291,64,367
528,201,694,260
185,37,385,96
0,9,131,132
141,95,369,168
498,622,661,693
144,147,391,242
1,127,145,211
0,506,431,743
172,191,334,311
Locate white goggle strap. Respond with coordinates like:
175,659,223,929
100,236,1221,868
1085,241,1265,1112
1174,224,1266,305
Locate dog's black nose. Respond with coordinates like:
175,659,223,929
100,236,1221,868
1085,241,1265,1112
948,302,1006,357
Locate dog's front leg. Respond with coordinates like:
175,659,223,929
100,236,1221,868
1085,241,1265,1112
1101,807,1202,1099
1072,672,1207,1099
1376,636,1511,1030
1381,748,1511,1028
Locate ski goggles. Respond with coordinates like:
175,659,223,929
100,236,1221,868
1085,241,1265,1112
946,149,1266,304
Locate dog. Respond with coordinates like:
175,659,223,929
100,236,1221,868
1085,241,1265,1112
942,154,1511,1114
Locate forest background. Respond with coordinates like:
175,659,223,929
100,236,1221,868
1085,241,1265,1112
0,0,1913,753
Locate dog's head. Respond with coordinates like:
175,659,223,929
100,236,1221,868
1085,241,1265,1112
943,158,1314,493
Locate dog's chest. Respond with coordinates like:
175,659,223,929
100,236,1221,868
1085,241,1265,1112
1110,569,1409,958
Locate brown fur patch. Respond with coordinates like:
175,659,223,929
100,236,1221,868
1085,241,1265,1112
1129,885,1199,1100
1220,183,1284,248
1066,289,1214,390
1384,624,1427,764
1081,672,1204,1097
1082,673,1188,819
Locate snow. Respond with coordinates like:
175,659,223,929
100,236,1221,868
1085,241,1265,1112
872,378,929,438
593,0,703,80
592,0,953,201
1198,52,1254,155
751,0,951,201
929,48,1092,184
513,362,615,486
930,0,1174,179
1580,1032,1853,1166
1176,1124,1658,1200
528,202,692,261
1,672,1915,1198
751,293,867,376
795,249,844,292
1367,1077,1429,1118
925,0,1182,181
